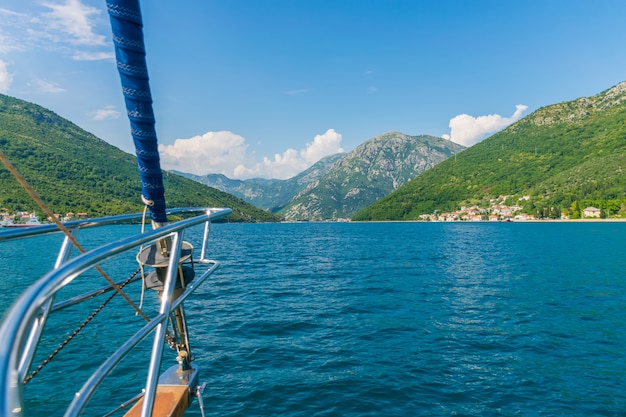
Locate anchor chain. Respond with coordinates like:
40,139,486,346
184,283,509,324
23,267,142,385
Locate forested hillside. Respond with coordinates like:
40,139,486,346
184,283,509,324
354,82,626,221
0,94,279,222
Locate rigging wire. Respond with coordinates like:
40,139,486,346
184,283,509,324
23,268,142,385
137,204,150,311
102,390,145,417
0,150,150,322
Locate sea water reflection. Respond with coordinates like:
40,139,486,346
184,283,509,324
1,222,626,416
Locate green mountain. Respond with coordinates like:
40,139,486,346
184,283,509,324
279,132,465,221
0,94,279,222
354,82,626,221
173,153,344,212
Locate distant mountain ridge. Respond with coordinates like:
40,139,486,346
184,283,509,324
354,81,626,221
0,94,279,222
177,132,464,221
173,153,344,212
279,132,465,220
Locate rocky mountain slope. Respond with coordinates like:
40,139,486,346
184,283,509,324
279,132,465,221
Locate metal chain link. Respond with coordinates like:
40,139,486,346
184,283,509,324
23,267,142,385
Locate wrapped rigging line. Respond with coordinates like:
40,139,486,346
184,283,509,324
107,0,167,225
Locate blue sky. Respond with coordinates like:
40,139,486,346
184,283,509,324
1,1,625,179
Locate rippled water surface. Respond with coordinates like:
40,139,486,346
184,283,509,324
2,222,626,416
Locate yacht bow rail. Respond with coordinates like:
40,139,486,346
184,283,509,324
0,207,231,417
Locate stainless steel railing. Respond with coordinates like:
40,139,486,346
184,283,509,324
0,207,231,417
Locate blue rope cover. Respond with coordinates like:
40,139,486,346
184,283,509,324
106,0,167,223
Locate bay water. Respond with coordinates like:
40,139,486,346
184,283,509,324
1,222,626,416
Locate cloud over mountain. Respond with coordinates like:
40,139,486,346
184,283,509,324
159,129,344,180
444,104,528,147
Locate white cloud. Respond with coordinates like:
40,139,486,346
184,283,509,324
72,50,115,61
159,131,256,178
34,78,65,93
284,89,309,95
42,0,106,46
0,60,13,93
0,1,111,62
0,9,28,53
301,129,344,163
159,129,344,180
89,106,120,120
0,8,22,17
446,104,528,147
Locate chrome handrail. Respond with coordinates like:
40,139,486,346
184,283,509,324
0,207,231,417
0,207,224,242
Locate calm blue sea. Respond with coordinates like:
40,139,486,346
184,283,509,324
1,222,626,416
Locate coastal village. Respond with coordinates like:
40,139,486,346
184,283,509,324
0,210,88,226
417,195,603,222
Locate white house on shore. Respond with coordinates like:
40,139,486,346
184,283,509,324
583,207,601,218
